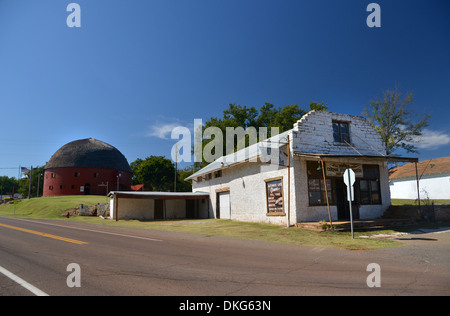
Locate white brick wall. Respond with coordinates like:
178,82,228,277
193,161,295,225
293,111,386,156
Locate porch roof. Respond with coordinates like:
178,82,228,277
293,153,419,163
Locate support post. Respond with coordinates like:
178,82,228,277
321,159,333,229
286,135,291,228
415,162,421,217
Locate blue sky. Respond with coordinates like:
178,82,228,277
1,0,449,178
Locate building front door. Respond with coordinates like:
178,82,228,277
186,199,196,219
335,179,359,221
84,183,90,195
217,191,230,219
154,199,164,220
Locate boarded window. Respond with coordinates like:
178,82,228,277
265,178,285,215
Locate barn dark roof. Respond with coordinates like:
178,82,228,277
45,138,132,172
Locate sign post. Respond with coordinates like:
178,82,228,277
13,199,17,216
343,168,355,239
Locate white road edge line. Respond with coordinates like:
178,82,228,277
0,217,163,242
0,265,49,296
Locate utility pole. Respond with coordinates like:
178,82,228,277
174,143,177,192
27,166,33,199
37,173,41,198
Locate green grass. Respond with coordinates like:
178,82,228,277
134,219,403,250
0,196,405,250
0,195,107,218
391,198,450,206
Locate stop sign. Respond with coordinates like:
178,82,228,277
343,169,355,202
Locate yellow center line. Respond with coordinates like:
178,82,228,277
0,223,88,245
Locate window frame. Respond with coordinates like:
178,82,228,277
359,178,381,205
308,178,334,206
306,161,336,206
332,121,351,144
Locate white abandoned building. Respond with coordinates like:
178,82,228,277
186,110,417,226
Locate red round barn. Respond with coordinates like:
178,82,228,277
43,138,132,197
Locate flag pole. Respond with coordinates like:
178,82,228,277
28,166,33,199
18,165,21,197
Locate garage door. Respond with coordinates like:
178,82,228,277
217,191,230,219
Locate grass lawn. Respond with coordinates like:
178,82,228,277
0,196,410,250
0,195,108,218
391,198,450,206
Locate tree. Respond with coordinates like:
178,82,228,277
309,101,328,112
256,103,308,133
176,165,194,192
18,165,45,198
197,102,327,167
130,156,175,191
0,176,17,196
362,87,431,156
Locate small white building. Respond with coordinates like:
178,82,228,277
389,157,450,200
187,110,417,225
108,191,210,221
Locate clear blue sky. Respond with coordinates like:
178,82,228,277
1,0,449,178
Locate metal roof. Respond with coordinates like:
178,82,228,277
108,191,209,199
185,129,292,181
389,156,450,180
294,153,418,163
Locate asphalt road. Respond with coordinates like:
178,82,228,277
0,216,449,296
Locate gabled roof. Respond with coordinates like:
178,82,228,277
389,156,450,180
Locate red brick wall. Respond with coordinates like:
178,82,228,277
43,167,131,197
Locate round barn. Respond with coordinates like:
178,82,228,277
43,138,132,197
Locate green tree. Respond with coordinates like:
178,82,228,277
130,156,175,191
362,87,431,156
309,101,328,112
255,103,308,133
197,101,327,167
0,176,17,197
18,165,45,198
176,165,194,192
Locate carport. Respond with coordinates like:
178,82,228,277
108,191,210,221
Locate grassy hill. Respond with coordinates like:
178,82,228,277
0,195,107,219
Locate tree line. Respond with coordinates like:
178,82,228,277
0,165,45,198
